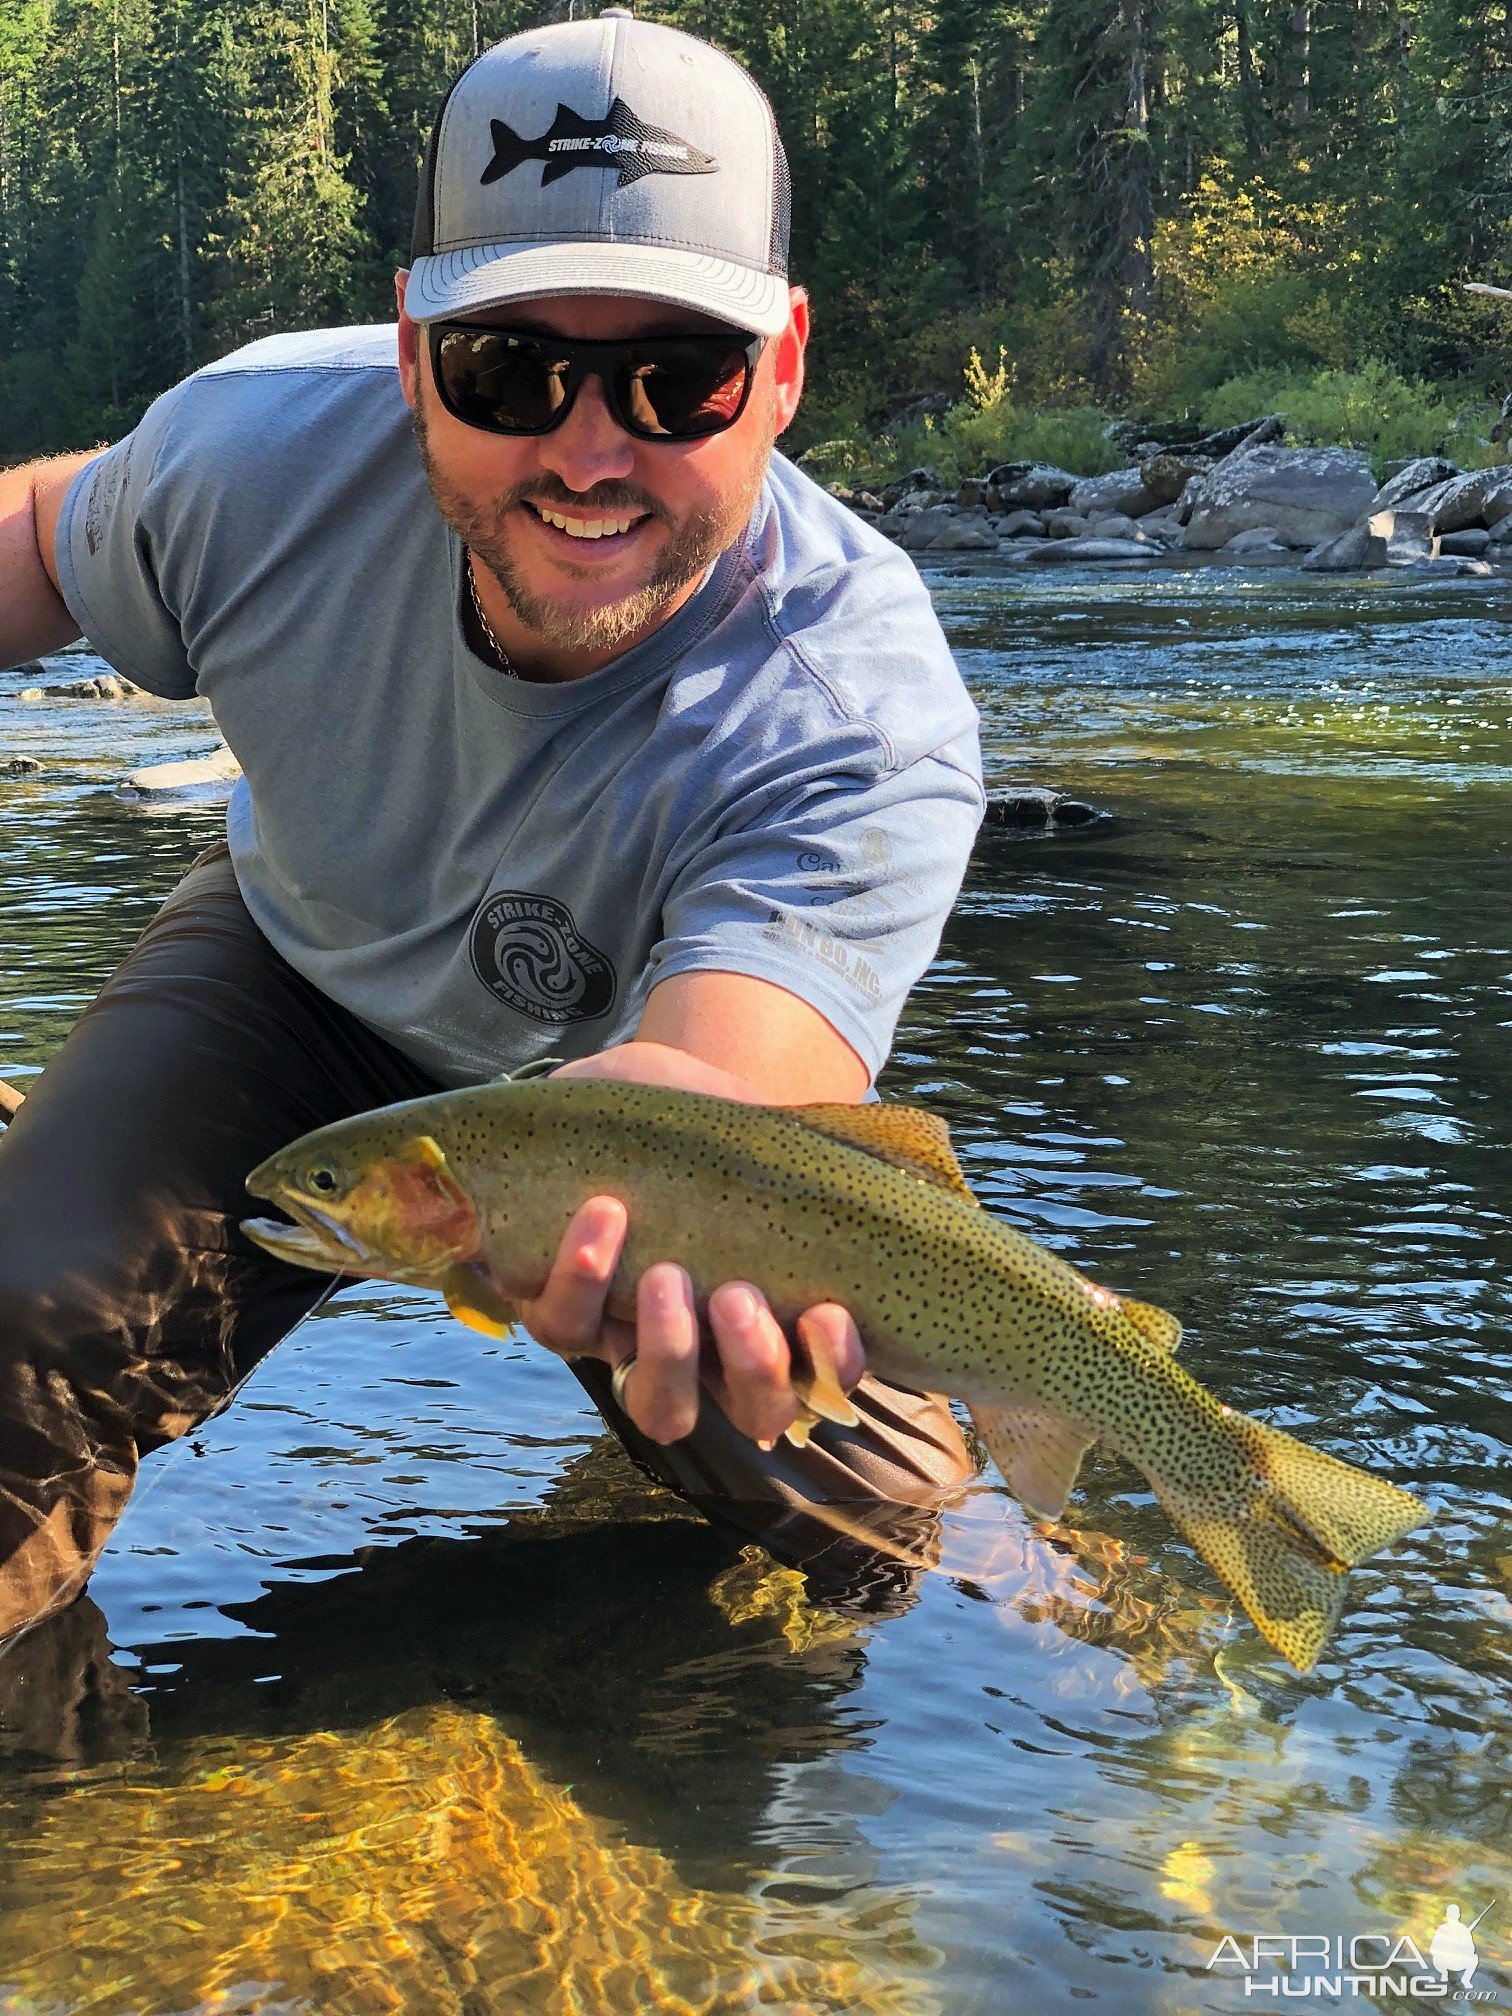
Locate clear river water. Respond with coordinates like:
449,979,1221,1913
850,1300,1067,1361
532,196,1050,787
0,562,1507,2014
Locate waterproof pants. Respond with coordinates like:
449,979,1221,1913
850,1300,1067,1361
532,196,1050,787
0,846,973,1642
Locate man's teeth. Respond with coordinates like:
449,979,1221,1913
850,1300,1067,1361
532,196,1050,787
534,505,642,540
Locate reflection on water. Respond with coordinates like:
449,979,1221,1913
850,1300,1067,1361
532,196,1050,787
1,571,1509,2012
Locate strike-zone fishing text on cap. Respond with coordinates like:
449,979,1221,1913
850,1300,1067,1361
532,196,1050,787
407,9,793,337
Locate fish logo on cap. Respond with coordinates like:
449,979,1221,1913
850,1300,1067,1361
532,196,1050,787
481,97,717,190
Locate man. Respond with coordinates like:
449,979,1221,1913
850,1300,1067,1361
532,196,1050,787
0,10,982,1643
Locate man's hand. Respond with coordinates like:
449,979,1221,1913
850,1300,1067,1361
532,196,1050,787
514,1027,867,1448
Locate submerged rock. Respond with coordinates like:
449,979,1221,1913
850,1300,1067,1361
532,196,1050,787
986,783,1104,828
19,671,147,702
116,745,242,804
1,756,42,775
1023,538,1156,565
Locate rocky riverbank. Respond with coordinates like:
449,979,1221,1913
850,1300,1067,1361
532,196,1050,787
825,418,1511,576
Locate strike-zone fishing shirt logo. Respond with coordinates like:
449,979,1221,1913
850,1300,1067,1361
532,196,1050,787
1206,1899,1498,2001
468,891,616,1025
481,98,717,190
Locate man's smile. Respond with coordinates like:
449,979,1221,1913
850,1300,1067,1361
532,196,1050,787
519,497,655,554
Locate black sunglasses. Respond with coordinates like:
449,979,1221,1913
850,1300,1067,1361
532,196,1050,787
426,322,766,442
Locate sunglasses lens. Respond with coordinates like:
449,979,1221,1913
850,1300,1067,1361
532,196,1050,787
433,329,570,433
617,343,753,438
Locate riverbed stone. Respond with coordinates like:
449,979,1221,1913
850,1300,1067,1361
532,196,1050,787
116,745,243,803
1383,510,1438,564
985,783,1103,828
888,504,960,549
1043,508,1091,538
1068,468,1160,518
1,756,42,775
1488,516,1512,546
19,672,148,701
1088,515,1152,543
984,462,1077,510
1023,538,1156,565
927,519,1000,551
1301,513,1394,571
1182,445,1378,550
994,508,1046,538
1440,527,1492,556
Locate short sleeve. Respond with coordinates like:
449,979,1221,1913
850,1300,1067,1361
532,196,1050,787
641,754,983,1080
54,383,198,699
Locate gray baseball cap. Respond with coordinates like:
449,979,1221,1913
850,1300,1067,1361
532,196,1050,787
406,9,792,337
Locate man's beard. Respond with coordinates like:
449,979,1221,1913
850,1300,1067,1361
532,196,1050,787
412,383,773,658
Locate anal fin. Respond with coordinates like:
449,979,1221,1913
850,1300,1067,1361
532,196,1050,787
970,1404,1098,1522
442,1261,517,1340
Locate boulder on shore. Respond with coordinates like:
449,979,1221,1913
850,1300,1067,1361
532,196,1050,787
1182,445,1378,551
879,502,957,547
1301,517,1391,572
1407,465,1512,533
1384,511,1438,565
995,508,1046,539
1370,458,1459,512
877,467,943,512
1067,468,1161,519
1139,452,1210,507
927,519,1000,551
984,462,1077,511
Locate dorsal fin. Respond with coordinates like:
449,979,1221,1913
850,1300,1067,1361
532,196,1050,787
783,1103,979,1201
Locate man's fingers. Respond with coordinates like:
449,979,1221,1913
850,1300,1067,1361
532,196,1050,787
516,1195,627,1358
706,1280,797,1448
616,1263,701,1444
796,1303,866,1392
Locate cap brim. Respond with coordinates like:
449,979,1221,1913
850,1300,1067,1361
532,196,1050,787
404,240,791,338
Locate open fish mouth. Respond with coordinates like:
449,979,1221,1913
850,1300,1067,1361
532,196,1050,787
240,1198,379,1275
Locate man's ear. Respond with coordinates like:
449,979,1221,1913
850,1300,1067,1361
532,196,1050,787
771,286,809,437
395,270,419,412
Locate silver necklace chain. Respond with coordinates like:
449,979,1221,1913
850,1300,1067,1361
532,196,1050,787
465,551,517,678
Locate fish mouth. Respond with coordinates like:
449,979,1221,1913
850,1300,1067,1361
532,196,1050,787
240,1192,379,1275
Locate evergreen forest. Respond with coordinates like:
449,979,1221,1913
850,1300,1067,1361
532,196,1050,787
3,0,1512,463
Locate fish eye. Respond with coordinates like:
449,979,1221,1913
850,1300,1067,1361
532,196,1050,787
308,1163,341,1194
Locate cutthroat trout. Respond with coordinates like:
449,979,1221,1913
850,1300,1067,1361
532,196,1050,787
242,1079,1428,1670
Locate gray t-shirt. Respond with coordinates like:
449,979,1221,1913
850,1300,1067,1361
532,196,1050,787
57,324,983,1087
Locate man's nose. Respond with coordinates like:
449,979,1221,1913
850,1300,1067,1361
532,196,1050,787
536,371,636,492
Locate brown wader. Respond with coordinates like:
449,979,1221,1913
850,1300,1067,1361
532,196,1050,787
0,846,973,1643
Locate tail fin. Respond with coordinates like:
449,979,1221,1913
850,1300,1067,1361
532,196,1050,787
1145,1414,1428,1672
481,118,529,185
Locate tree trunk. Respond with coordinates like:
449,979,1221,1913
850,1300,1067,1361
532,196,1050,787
1288,1,1311,128
1236,0,1261,162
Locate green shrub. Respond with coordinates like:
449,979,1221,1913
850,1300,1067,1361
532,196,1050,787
1200,360,1499,474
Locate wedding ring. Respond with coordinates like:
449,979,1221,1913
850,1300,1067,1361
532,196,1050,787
610,1353,636,1411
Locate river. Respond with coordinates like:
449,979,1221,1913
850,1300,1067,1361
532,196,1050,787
0,561,1506,2014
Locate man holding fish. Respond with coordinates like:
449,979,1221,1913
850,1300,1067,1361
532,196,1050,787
0,13,987,1639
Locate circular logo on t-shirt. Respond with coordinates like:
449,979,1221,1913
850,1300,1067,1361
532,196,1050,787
467,890,617,1025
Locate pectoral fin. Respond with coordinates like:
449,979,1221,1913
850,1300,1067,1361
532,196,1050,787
970,1404,1098,1522
1118,1296,1183,1353
442,1261,517,1340
792,1321,862,1430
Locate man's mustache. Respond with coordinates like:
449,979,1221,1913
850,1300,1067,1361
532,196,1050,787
512,481,669,524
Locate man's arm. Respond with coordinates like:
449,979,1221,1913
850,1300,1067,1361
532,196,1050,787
0,452,97,667
511,971,869,1449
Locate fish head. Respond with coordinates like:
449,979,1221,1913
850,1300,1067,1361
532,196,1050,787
244,1122,481,1283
